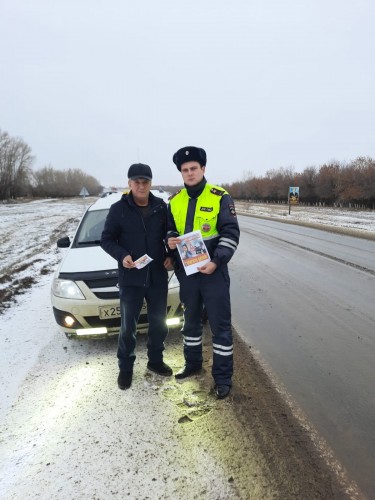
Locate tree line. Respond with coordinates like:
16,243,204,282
222,157,375,209
0,129,102,200
2,128,374,207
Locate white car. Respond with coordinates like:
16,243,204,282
51,192,182,338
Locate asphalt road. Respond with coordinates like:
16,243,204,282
230,215,375,498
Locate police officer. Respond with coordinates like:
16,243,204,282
166,147,240,399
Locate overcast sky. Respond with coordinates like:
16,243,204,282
1,1,374,188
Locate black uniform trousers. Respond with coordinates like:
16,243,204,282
177,264,233,386
118,284,168,372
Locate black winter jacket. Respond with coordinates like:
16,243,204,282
101,192,169,288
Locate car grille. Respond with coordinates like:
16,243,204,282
84,276,119,300
84,316,122,328
84,313,149,328
91,290,119,299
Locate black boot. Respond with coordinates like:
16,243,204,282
215,384,231,399
118,371,133,390
147,361,173,376
175,365,202,379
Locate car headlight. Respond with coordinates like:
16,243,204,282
168,272,179,290
52,279,85,300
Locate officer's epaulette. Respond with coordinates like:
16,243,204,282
168,189,181,201
210,187,225,196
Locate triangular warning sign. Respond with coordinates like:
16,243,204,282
79,187,90,196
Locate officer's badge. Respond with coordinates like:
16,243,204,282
201,223,211,232
229,204,237,216
200,206,213,212
210,187,225,196
185,150,189,155
168,189,181,201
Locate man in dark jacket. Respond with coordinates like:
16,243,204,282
101,163,173,390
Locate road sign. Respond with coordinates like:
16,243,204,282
288,186,299,214
79,187,90,197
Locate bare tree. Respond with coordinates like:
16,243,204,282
32,166,102,197
363,158,375,209
298,166,318,204
0,129,34,200
223,157,374,207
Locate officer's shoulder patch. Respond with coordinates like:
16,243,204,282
168,189,181,201
210,187,225,196
229,204,237,216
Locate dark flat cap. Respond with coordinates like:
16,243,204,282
128,163,152,180
172,146,207,171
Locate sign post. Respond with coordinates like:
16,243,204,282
79,186,90,209
288,186,299,214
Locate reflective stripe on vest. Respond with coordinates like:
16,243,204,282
170,184,228,239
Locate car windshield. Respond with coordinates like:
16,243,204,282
74,209,109,246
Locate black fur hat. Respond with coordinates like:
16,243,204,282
172,146,207,171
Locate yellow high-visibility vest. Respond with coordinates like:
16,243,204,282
169,184,227,239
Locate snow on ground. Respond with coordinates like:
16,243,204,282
235,201,375,237
0,320,249,499
0,197,88,314
0,198,89,417
0,197,86,274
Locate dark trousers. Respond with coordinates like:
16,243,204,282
118,284,168,372
177,265,233,386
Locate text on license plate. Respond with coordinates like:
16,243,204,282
98,303,147,320
99,305,121,319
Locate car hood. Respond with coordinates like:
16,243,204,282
58,246,118,273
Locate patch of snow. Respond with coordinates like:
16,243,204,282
236,202,375,234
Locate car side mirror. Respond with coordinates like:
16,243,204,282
57,236,71,248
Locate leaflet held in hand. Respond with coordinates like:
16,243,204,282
133,254,153,269
176,230,211,275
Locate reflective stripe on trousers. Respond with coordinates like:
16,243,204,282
177,265,233,385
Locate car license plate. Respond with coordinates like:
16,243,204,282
98,302,147,320
99,305,121,319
